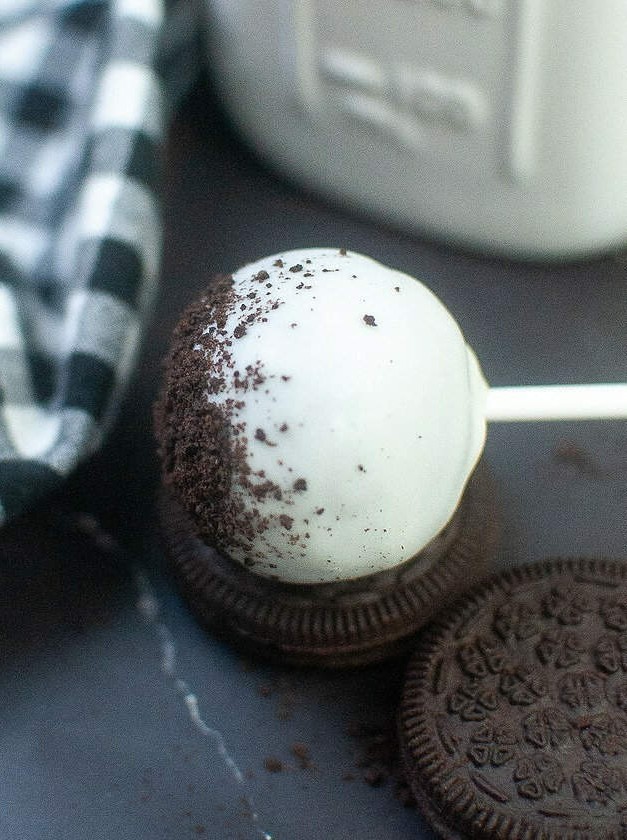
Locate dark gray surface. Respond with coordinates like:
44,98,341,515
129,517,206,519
1,81,626,840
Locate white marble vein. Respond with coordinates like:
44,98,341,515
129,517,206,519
133,568,273,840
69,513,272,840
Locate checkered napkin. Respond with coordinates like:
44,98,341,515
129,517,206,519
0,0,202,525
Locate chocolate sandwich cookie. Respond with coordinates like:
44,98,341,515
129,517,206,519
159,463,497,668
399,557,627,839
155,249,499,667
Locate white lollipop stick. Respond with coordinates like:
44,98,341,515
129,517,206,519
486,384,627,422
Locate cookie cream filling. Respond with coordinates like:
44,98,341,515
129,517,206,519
181,248,487,584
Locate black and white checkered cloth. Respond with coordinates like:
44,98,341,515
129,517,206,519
0,0,202,525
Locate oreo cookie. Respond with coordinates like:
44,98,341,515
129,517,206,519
399,558,627,839
159,462,498,668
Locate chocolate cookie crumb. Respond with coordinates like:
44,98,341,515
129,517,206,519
279,515,294,530
263,757,283,773
289,264,303,273
553,440,600,477
293,478,307,492
364,768,387,787
345,718,416,805
363,314,377,327
291,742,313,769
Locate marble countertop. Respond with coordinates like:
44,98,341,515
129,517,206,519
1,78,626,840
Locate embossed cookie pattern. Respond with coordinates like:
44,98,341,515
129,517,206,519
401,560,627,840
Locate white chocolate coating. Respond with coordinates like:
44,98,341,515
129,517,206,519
198,249,487,584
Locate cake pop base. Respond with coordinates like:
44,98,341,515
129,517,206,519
159,463,499,668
